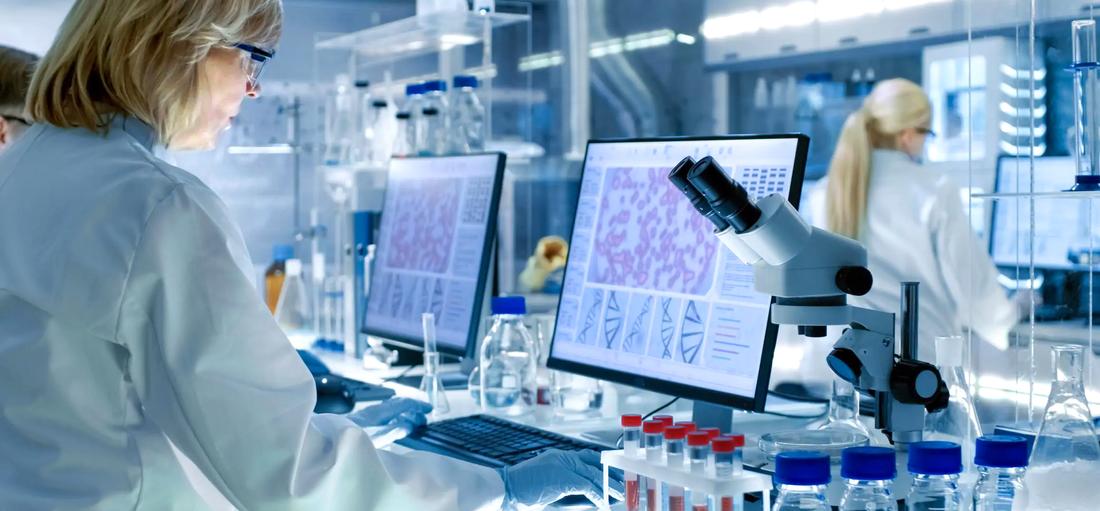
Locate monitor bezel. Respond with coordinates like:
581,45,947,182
546,134,809,413
989,154,1077,272
361,152,506,359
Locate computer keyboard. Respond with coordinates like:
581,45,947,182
399,414,611,468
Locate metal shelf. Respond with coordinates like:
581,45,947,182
315,11,530,62
973,190,1100,200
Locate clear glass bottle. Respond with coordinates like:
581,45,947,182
839,446,897,511
419,80,449,155
450,74,486,153
906,441,963,511
392,112,413,157
404,83,425,155
478,296,537,415
352,79,371,163
274,258,315,349
973,435,1029,511
323,74,357,166
924,335,983,473
818,378,871,440
772,451,830,511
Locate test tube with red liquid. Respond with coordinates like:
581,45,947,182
712,435,745,511
622,414,644,511
643,419,666,511
664,425,688,511
687,432,711,511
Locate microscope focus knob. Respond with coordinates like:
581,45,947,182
889,360,944,405
835,266,873,296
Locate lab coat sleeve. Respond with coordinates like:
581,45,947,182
116,184,504,511
931,182,1019,350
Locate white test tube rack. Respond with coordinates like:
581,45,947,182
600,450,772,509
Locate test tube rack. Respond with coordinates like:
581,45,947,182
600,450,772,509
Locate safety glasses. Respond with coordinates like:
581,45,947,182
232,43,275,89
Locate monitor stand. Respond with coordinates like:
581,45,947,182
692,401,734,433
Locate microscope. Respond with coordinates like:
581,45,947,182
669,156,949,445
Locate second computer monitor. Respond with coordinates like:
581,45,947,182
363,153,505,358
990,156,1100,271
547,135,809,412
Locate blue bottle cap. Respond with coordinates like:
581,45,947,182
908,441,963,475
405,83,422,96
491,296,526,316
454,75,478,89
975,435,1030,468
841,446,896,481
423,80,447,92
272,244,294,261
774,451,830,486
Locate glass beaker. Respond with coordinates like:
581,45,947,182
924,336,983,472
1030,344,1099,466
550,370,604,417
818,378,872,441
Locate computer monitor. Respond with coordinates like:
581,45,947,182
362,153,505,358
989,155,1100,271
546,135,809,412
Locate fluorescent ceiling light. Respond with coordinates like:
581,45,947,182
999,140,1047,156
702,0,952,40
518,51,564,72
818,0,883,23
227,144,296,155
701,10,761,39
999,82,1047,100
999,101,1047,119
999,64,1047,81
624,29,676,51
440,33,479,46
999,121,1048,138
884,0,952,10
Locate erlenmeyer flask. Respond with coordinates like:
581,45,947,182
274,259,316,349
1031,344,1100,466
924,336,983,471
818,378,871,440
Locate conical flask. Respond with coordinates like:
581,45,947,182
1030,344,1100,466
274,259,315,349
419,313,449,416
817,378,871,441
923,335,983,471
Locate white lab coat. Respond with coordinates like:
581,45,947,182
774,150,1018,386
0,117,504,510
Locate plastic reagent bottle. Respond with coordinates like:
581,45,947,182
419,80,449,155
622,414,644,511
643,420,666,511
450,75,486,153
713,435,746,511
906,441,963,511
664,425,689,511
772,451,830,511
687,432,710,511
477,296,537,415
839,446,897,511
973,435,1029,511
404,83,424,155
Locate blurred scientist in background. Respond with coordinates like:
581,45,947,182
0,45,37,152
0,0,611,509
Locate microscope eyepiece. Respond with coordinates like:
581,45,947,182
686,156,762,233
668,156,731,231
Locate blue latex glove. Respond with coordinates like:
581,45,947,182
347,397,431,431
500,449,624,510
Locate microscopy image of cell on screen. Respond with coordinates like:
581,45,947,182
383,177,462,273
589,167,718,295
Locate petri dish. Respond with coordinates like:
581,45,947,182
759,429,869,463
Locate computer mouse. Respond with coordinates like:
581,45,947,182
313,375,354,414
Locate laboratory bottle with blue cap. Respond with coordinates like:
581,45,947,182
477,296,537,415
772,451,830,511
906,441,963,511
972,435,1029,511
839,446,898,511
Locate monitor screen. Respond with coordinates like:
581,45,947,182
363,153,505,356
990,156,1100,270
547,136,808,411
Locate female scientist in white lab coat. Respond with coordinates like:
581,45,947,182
789,78,1018,379
0,1,613,509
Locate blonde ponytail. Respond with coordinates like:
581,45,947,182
826,108,872,239
825,78,931,240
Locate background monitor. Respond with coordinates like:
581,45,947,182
989,156,1100,271
362,153,505,358
546,135,809,412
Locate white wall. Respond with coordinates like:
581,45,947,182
0,0,74,55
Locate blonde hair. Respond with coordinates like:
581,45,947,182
27,0,282,145
825,78,931,239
